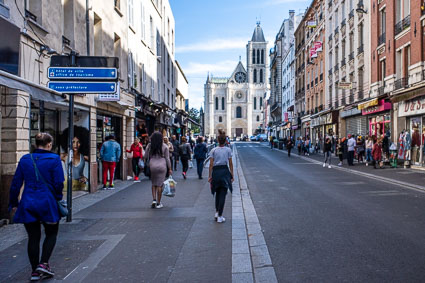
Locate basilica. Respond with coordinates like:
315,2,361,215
204,23,268,138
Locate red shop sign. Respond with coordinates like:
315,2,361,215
362,99,392,115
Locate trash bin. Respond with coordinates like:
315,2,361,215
389,149,397,168
273,139,279,148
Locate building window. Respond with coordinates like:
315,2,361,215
254,97,257,110
128,0,134,26
219,116,222,122
215,97,218,110
236,106,242,118
260,97,263,109
222,97,225,110
93,13,102,56
380,59,386,82
380,8,386,36
254,69,257,83
252,49,256,64
140,2,145,41
257,49,260,64
150,16,154,50
260,69,263,83
256,115,260,122
261,49,264,64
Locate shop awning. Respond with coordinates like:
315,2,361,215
358,98,378,110
0,70,65,102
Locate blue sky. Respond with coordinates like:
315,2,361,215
169,0,311,109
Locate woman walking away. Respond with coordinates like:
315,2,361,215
163,136,174,166
287,138,293,157
336,138,344,166
9,133,65,281
365,136,373,166
144,132,172,209
209,130,234,223
194,137,208,179
179,136,192,179
356,136,365,163
323,137,332,168
126,138,143,181
372,138,383,169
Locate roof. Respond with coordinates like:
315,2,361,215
251,23,266,42
210,77,228,84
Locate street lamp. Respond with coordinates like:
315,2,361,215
356,2,368,14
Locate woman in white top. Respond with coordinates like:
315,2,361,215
365,136,374,166
208,130,234,223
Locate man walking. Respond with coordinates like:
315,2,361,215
171,135,180,171
347,134,356,166
100,135,121,189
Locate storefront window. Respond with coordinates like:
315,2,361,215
369,115,390,137
410,117,422,165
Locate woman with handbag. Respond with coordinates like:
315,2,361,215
9,133,65,281
144,132,172,209
179,136,192,179
126,138,143,181
208,130,234,223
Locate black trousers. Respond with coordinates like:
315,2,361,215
348,151,354,165
24,221,59,271
288,148,292,157
215,187,228,216
131,157,140,176
196,158,205,177
173,155,179,170
181,156,189,173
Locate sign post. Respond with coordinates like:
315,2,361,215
48,53,119,222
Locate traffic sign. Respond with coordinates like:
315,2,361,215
48,81,117,94
48,67,117,80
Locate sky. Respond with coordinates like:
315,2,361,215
169,0,311,110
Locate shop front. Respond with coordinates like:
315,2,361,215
361,99,392,137
398,96,425,166
341,107,367,137
301,117,311,139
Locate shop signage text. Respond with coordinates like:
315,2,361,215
338,82,352,89
48,67,117,80
362,99,392,115
307,20,317,28
48,81,117,94
398,97,425,117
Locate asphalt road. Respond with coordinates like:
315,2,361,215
236,142,425,283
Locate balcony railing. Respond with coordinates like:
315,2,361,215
341,19,346,27
315,77,318,85
394,15,411,36
378,32,386,46
349,10,354,19
378,85,385,96
357,44,364,55
329,68,333,76
25,9,37,21
394,77,408,90
341,58,346,67
328,1,332,8
329,34,333,41
334,63,339,71
307,84,310,90
349,51,354,61
335,27,339,35
320,73,323,81
311,81,314,88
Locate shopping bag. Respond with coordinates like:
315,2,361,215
138,159,144,169
189,160,193,169
163,176,177,197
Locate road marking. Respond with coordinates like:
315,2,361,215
232,147,278,283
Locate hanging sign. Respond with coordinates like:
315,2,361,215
314,41,323,52
307,20,317,28
310,47,317,58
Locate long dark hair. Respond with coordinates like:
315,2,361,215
150,131,163,156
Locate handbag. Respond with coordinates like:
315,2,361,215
30,154,69,217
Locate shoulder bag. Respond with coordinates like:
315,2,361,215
30,154,68,217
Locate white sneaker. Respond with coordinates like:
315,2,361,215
217,216,225,223
323,163,326,167
338,162,342,166
151,200,157,208
156,203,164,209
214,212,218,221
328,165,331,169
366,162,368,166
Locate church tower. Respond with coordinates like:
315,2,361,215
247,22,267,85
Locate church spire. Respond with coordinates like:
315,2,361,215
251,22,266,42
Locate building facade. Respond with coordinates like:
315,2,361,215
204,23,268,138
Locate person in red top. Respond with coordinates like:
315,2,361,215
126,138,143,181
372,138,383,169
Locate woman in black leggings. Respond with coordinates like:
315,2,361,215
9,133,65,281
208,130,234,223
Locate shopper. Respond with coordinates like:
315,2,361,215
179,136,192,179
287,137,293,157
365,136,373,166
372,138,383,169
323,137,332,168
126,138,143,181
356,136,365,163
163,136,174,166
304,137,311,156
296,137,302,155
269,135,274,149
336,138,344,166
347,134,356,166
144,131,172,209
9,133,64,281
100,135,121,189
208,130,234,223
194,137,208,179
171,135,180,171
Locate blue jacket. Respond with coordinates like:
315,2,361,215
100,140,121,162
9,149,65,223
194,143,208,160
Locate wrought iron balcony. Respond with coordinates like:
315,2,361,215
328,1,332,8
25,9,37,21
357,44,364,55
329,34,333,41
349,51,354,61
320,73,323,81
335,27,339,35
394,15,411,36
311,81,314,88
378,32,386,46
341,19,346,28
349,10,354,19
329,68,333,76
315,77,318,85
334,63,339,71
341,58,346,67
394,77,408,90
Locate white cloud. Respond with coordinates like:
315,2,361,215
184,60,238,76
176,38,247,53
264,0,305,4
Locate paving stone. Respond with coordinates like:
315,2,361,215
232,254,252,273
232,239,250,254
232,272,254,283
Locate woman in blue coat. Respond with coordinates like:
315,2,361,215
9,133,65,281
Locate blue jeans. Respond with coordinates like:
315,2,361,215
196,158,205,178
366,149,372,162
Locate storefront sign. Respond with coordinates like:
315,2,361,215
362,99,392,115
48,81,117,94
310,47,317,58
338,82,352,89
314,41,322,52
398,96,425,117
307,20,317,28
341,107,362,118
319,113,332,125
311,117,320,127
358,98,378,110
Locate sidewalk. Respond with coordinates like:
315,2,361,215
262,142,425,189
0,164,232,282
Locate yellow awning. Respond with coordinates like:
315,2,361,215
358,98,378,110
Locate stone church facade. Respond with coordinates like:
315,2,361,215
204,24,268,138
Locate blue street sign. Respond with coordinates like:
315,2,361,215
48,81,117,94
48,67,117,80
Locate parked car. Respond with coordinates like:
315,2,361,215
250,135,258,141
258,134,267,141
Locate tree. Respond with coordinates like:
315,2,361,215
188,108,201,134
